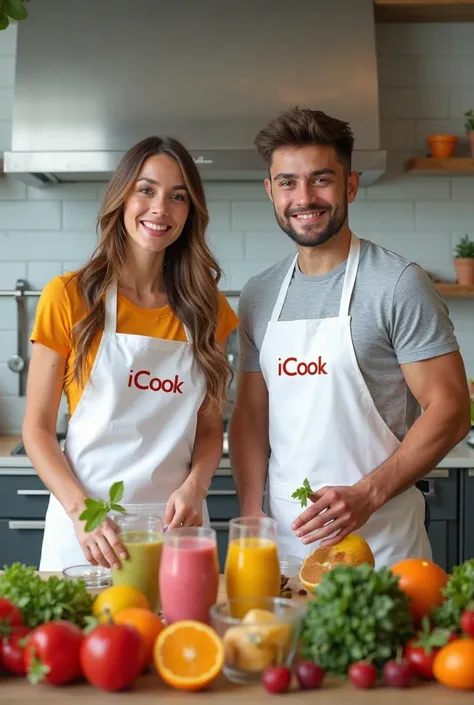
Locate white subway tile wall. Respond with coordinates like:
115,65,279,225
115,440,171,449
0,22,474,432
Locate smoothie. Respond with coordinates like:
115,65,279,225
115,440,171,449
159,534,219,624
112,530,163,612
225,537,281,618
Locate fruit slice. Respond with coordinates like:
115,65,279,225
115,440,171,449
154,620,224,691
299,534,375,592
92,585,149,621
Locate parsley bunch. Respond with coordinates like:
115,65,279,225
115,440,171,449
0,0,29,31
432,558,474,631
291,478,313,507
300,563,415,676
0,563,94,628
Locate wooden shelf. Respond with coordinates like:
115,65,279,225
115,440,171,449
374,0,474,22
406,157,474,175
435,283,474,296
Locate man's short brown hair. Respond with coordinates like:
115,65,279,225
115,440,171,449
254,106,354,173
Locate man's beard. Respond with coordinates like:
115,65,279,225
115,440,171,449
274,200,347,248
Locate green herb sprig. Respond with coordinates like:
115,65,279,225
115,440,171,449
79,481,126,532
0,563,94,628
291,478,313,507
432,558,474,630
0,0,29,31
300,564,415,676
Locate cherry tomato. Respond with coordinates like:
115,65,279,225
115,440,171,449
460,610,474,639
0,598,23,634
24,620,84,686
383,658,414,688
295,660,325,689
262,666,292,694
80,623,142,692
348,662,377,689
1,625,31,676
405,632,458,679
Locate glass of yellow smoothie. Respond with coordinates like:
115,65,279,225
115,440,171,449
112,514,164,613
225,517,281,618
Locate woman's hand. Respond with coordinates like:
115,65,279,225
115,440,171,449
164,479,207,530
72,515,128,569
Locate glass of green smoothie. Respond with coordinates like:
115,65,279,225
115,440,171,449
112,513,164,613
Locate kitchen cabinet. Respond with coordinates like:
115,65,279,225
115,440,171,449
422,468,460,573
460,468,474,562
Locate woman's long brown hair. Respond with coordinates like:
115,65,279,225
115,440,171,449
70,136,232,410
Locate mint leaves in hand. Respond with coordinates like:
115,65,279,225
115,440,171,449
292,478,313,507
79,481,126,532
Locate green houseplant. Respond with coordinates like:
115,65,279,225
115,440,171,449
466,110,474,158
454,234,474,286
0,0,29,31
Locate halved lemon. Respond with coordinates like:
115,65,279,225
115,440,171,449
154,620,224,691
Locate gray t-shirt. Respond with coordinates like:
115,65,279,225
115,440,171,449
238,238,459,441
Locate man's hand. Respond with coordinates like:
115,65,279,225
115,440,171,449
291,483,380,546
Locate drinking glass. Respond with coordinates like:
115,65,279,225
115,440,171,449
225,517,281,618
159,527,219,625
112,513,163,613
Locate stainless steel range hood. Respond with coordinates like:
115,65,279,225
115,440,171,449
4,0,386,187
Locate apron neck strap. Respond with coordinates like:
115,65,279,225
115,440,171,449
338,233,360,318
104,285,193,342
104,286,118,332
269,233,360,322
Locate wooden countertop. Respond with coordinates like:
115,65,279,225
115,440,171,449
0,575,471,703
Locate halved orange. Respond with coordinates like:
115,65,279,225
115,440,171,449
299,533,375,593
153,620,224,691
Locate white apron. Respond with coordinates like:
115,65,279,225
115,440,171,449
260,234,432,569
40,287,209,571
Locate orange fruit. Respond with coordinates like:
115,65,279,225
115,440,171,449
433,639,474,690
153,620,224,691
299,534,375,592
114,607,165,669
390,558,448,623
92,584,149,622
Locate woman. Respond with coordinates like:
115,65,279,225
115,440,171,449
23,136,238,572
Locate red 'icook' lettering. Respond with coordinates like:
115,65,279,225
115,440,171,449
277,356,328,376
128,370,184,394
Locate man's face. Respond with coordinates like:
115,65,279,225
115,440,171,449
265,145,359,248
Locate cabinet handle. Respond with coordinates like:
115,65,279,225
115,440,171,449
425,469,449,479
8,520,45,530
421,481,436,498
208,490,236,496
210,521,229,530
16,489,50,496
468,469,474,478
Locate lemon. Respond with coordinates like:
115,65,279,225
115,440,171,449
92,584,149,621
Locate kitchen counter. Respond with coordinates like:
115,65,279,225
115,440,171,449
0,435,473,470
0,574,471,704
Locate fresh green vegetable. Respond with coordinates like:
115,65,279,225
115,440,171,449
432,558,474,631
79,481,126,532
300,563,415,676
0,0,29,31
0,563,94,628
291,478,313,507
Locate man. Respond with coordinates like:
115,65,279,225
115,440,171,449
229,107,471,568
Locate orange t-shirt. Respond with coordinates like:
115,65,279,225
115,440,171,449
30,273,239,417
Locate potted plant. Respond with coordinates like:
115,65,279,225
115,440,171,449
465,110,474,158
454,234,474,286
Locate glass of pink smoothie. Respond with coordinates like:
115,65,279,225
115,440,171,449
159,527,219,625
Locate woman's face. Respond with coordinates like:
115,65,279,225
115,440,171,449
123,154,191,254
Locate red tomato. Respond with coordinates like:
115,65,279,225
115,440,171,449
460,610,474,639
80,623,143,692
24,620,84,686
1,625,31,676
0,598,23,633
405,632,458,680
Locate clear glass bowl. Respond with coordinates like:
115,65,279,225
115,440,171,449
279,553,303,578
62,564,112,590
210,596,304,684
